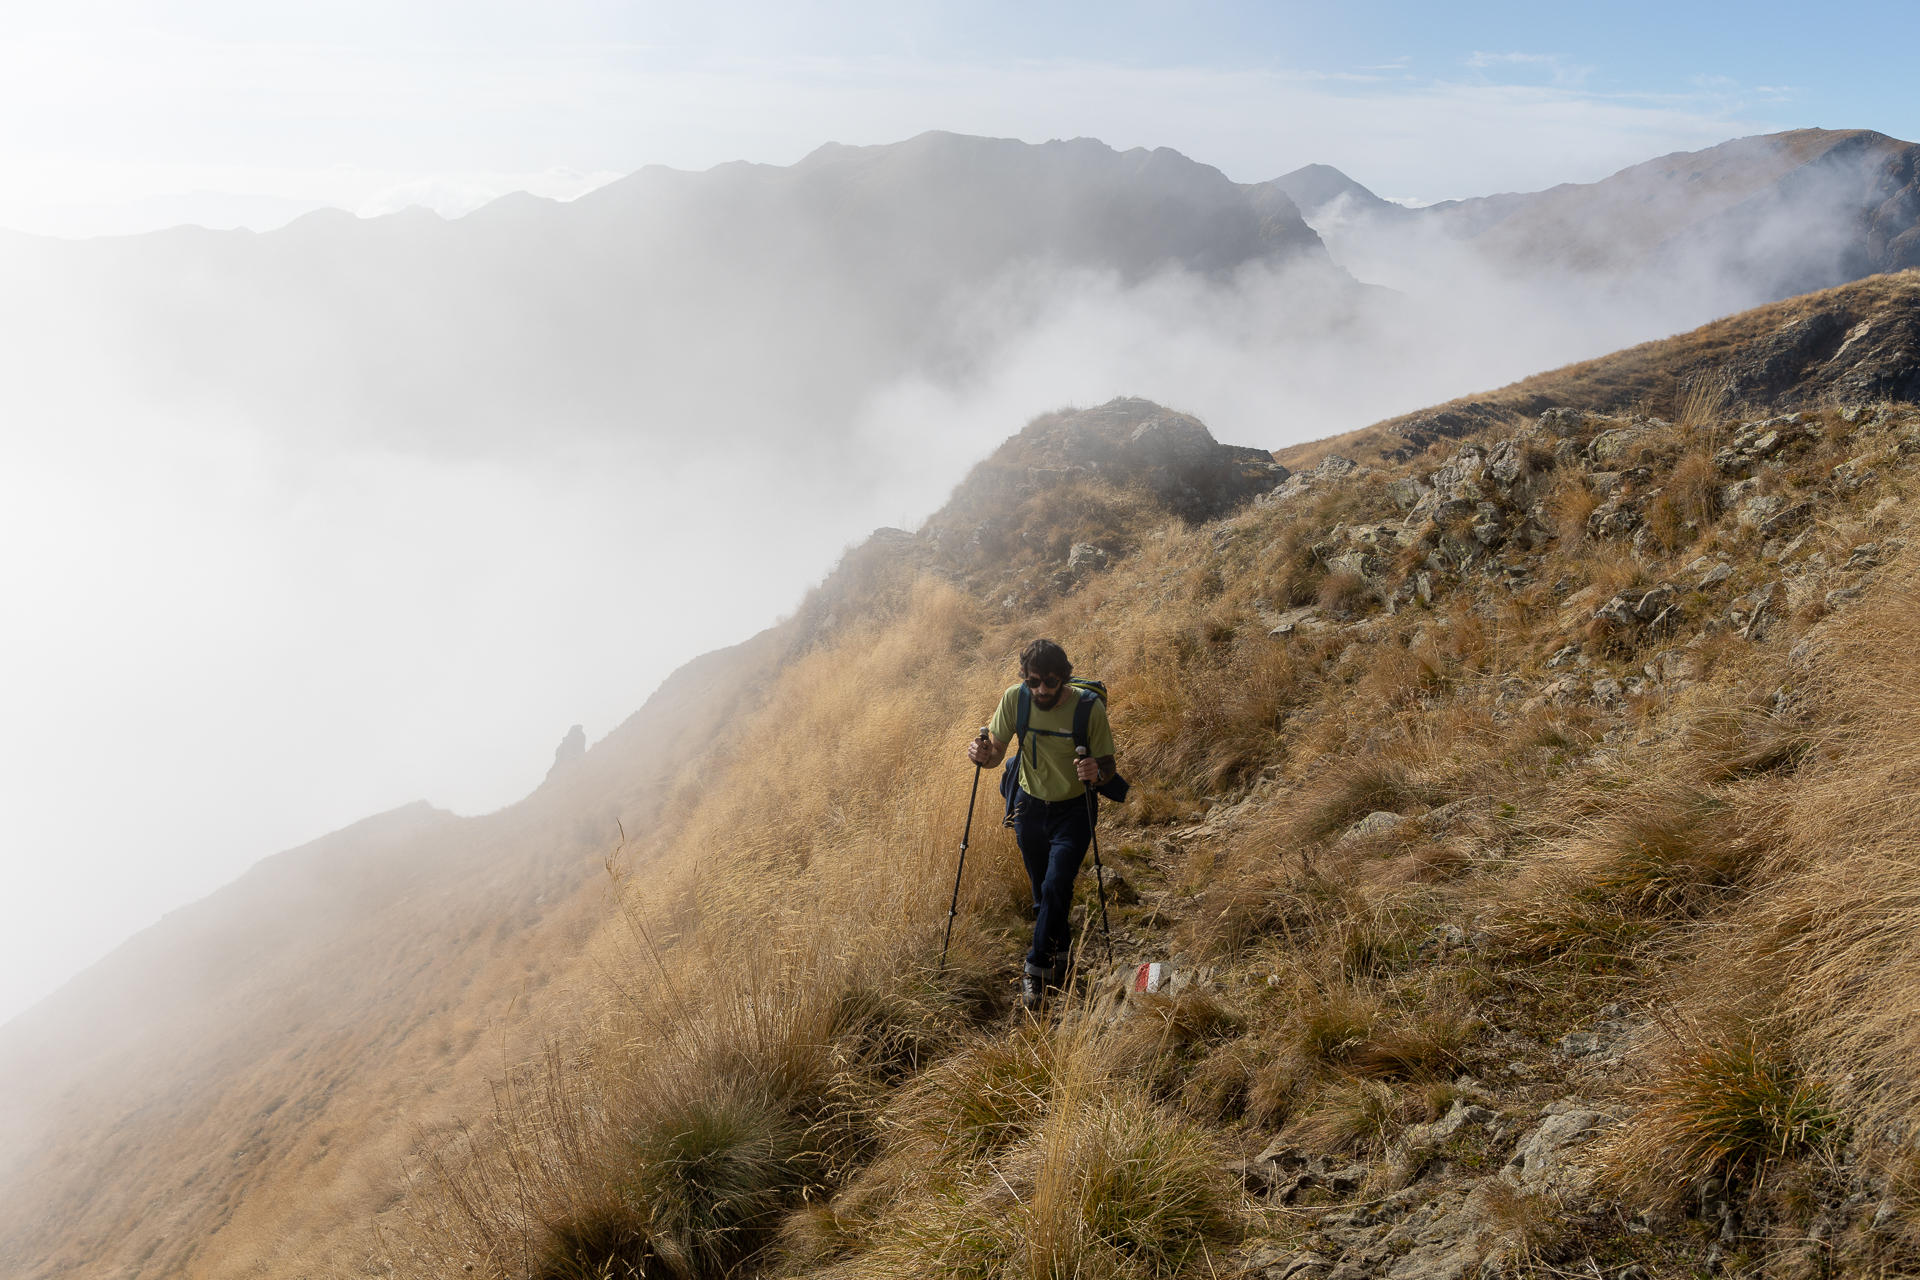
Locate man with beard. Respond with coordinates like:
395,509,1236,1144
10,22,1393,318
966,639,1117,1009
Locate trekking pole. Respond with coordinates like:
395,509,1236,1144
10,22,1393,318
1078,746,1114,965
940,728,989,973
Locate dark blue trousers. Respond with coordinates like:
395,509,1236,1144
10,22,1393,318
1013,788,1092,969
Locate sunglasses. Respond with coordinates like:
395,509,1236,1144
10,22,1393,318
1022,674,1063,690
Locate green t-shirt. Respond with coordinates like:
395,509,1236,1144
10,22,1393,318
989,683,1116,802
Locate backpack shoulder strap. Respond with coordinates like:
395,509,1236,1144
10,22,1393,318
1072,688,1095,755
1015,685,1032,792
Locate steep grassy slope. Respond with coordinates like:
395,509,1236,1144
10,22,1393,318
372,274,1920,1279
0,630,783,1280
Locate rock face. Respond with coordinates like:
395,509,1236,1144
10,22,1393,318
1717,305,1920,408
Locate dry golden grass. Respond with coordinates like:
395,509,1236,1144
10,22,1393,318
336,373,1920,1277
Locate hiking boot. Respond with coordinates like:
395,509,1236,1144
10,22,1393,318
1047,959,1069,990
1021,962,1048,1011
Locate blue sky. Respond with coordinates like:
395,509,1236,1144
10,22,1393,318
2,0,1915,235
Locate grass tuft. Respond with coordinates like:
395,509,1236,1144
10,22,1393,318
1603,1033,1842,1202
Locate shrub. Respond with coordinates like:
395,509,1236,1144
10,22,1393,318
1247,1053,1313,1127
1548,477,1600,545
1355,644,1447,709
1681,704,1814,780
1498,890,1654,968
1646,450,1720,546
1581,787,1753,919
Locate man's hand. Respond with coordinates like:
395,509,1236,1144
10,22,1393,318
1075,753,1115,784
968,730,1006,768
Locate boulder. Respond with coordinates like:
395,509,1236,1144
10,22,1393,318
1502,1104,1609,1190
1342,811,1411,843
1537,407,1590,438
1403,1099,1498,1151
1591,594,1638,627
1586,498,1643,541
1588,428,1649,467
953,398,1290,526
1067,542,1109,573
1388,476,1434,510
1633,582,1677,620
1758,501,1813,537
1470,503,1508,548
1833,456,1879,492
1728,582,1779,639
1484,438,1530,490
1712,414,1819,474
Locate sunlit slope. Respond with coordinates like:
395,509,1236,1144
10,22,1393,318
0,628,781,1280
1277,269,1920,472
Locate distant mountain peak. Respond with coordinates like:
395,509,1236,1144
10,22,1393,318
1269,163,1412,222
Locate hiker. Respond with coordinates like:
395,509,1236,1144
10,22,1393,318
966,639,1118,1008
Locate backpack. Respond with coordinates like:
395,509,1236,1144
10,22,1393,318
1000,679,1131,826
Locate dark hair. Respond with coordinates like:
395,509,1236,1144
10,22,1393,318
1019,639,1073,681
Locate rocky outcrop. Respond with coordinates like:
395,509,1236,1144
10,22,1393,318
934,397,1290,539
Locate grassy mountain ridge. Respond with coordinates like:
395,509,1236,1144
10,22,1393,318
368,274,1920,1278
